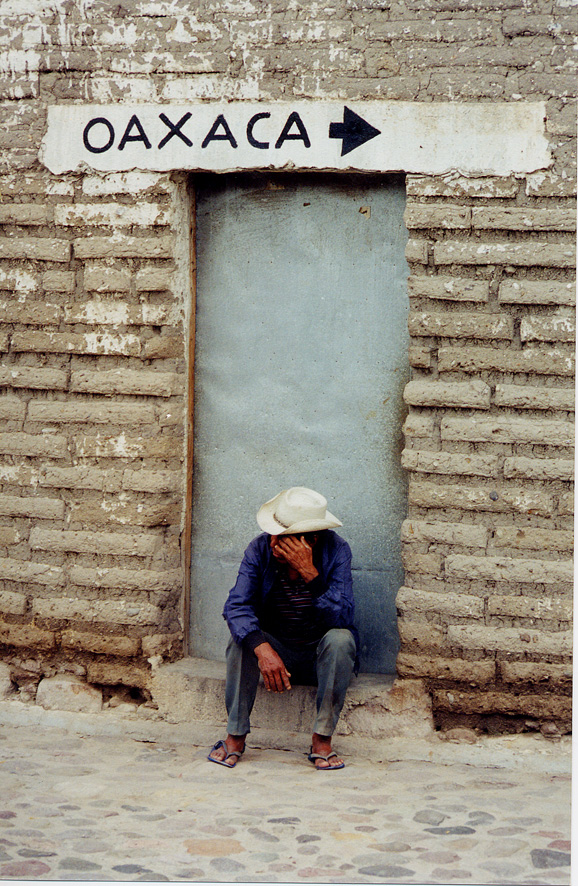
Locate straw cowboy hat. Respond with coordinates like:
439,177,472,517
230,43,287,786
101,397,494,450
257,487,342,535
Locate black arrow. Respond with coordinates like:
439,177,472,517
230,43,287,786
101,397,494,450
329,106,381,156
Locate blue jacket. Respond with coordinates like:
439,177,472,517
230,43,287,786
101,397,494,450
223,530,358,656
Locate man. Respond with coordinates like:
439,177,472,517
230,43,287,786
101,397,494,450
208,486,358,770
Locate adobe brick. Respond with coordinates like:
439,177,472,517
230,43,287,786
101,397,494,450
40,465,122,492
11,330,141,357
0,267,38,292
521,315,576,343
441,415,574,446
27,400,156,425
0,557,65,587
500,661,572,684
558,491,573,516
0,527,20,546
70,499,181,527
408,312,513,340
402,518,488,548
0,432,68,458
493,526,574,552
0,238,71,262
432,687,571,719
404,379,490,409
447,624,572,656
29,528,158,557
434,239,576,267
0,204,51,225
0,172,73,197
74,434,183,459
404,205,471,229
33,595,163,626
0,495,64,520
397,652,496,684
405,239,428,264
494,384,574,411
409,480,554,517
142,333,184,360
406,175,518,199
498,280,575,306
488,595,572,620
70,369,183,398
366,18,496,41
438,345,575,377
123,469,182,493
397,586,484,618
402,449,499,478
64,300,174,325
74,235,174,259
0,300,62,325
81,172,171,196
526,171,577,198
472,207,576,231
402,414,435,438
141,631,183,658
398,619,445,650
401,549,443,575
135,267,174,291
0,621,55,650
61,629,140,657
42,270,76,292
503,456,574,481
0,463,37,486
446,554,573,583
408,275,489,302
0,589,27,615
0,367,68,391
409,347,431,368
86,660,150,689
0,333,8,352
83,266,131,292
0,397,25,421
55,203,170,227
69,565,182,592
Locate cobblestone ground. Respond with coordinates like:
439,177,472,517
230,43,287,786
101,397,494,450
0,721,571,885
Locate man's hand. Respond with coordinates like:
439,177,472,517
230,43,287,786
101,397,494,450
271,535,319,583
254,642,292,692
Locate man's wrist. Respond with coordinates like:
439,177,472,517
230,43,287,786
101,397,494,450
243,630,267,653
301,566,319,583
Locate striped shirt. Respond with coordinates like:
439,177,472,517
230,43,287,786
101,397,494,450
261,566,324,645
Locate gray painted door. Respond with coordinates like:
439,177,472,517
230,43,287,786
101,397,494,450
190,173,408,673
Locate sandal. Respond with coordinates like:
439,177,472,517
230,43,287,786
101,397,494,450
207,738,245,769
308,748,345,770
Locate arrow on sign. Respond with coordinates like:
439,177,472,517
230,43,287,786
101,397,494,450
329,106,381,156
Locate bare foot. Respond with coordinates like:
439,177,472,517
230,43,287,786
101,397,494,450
310,732,344,769
208,733,246,766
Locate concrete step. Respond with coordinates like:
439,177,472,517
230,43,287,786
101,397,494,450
149,656,434,742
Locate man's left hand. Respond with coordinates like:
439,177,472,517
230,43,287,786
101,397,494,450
272,535,319,583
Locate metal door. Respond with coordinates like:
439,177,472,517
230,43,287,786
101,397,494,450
190,173,408,673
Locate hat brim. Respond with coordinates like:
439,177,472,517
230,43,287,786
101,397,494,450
257,492,342,535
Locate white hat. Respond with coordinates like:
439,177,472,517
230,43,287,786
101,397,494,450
257,486,342,535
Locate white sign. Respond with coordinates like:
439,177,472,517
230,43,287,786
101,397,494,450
42,101,550,176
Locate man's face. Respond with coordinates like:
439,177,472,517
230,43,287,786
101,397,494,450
270,533,318,560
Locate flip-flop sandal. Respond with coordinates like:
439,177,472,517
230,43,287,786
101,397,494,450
207,739,245,769
308,749,345,770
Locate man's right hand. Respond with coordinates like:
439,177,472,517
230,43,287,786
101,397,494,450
254,642,292,692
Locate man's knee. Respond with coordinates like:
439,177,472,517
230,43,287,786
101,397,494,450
318,628,356,660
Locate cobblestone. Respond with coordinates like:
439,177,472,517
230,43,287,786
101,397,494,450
0,705,570,884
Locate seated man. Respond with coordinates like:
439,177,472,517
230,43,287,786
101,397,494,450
208,486,358,771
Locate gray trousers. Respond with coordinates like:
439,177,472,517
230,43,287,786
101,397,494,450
225,628,356,737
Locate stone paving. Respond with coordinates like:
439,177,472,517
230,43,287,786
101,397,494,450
0,714,571,885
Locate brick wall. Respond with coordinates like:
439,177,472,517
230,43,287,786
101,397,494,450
0,0,574,729
400,177,574,731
